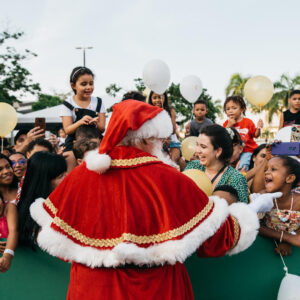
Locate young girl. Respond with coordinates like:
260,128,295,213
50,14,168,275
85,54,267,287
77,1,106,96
0,192,18,273
260,156,300,256
60,66,106,152
148,91,181,164
223,95,263,171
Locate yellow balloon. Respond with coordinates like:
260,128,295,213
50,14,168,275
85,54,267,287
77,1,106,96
181,136,198,161
182,169,213,196
0,102,18,137
244,75,274,106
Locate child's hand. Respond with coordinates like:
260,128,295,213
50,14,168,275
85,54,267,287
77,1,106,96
227,117,236,127
78,115,93,126
257,119,264,128
275,242,292,256
88,117,99,126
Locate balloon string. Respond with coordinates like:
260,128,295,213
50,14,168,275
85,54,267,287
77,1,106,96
274,240,288,275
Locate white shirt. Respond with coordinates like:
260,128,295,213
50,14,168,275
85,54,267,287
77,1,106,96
60,96,106,121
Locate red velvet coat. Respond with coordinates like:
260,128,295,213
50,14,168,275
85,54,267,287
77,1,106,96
31,146,259,300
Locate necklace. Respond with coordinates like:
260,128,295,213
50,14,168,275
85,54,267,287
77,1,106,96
210,164,228,184
274,193,294,223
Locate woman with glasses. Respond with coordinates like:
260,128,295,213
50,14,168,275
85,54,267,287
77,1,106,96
9,152,27,181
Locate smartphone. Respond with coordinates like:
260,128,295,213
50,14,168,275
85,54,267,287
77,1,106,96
35,117,46,137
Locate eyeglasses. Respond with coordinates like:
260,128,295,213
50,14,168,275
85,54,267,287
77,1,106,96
11,159,27,168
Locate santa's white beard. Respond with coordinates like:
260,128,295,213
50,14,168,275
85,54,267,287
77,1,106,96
149,142,178,168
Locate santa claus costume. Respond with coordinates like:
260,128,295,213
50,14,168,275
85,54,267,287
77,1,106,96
30,100,260,300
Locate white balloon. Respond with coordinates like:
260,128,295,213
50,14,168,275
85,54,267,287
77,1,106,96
180,75,203,103
277,273,300,300
142,59,170,95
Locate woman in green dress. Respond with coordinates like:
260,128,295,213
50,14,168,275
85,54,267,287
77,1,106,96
185,124,249,203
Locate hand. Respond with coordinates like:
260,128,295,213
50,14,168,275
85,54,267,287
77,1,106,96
265,144,273,161
257,119,264,129
78,115,93,126
227,117,236,127
0,241,6,254
275,242,292,256
88,117,99,126
27,127,45,142
57,146,66,156
48,134,59,150
0,254,12,273
249,192,282,213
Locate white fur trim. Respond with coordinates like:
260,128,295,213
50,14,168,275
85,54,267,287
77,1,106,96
30,198,52,227
124,110,173,143
227,202,260,255
84,150,111,173
31,196,230,267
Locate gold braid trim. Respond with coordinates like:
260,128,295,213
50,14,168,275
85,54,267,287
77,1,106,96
44,198,58,215
52,200,214,248
231,216,240,249
111,156,160,167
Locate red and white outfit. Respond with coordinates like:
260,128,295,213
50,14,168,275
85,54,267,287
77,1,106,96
31,100,260,300
223,117,257,153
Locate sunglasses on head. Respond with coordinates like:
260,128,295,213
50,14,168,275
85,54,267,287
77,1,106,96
11,159,27,167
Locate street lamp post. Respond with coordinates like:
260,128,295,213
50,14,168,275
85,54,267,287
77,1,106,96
75,46,93,67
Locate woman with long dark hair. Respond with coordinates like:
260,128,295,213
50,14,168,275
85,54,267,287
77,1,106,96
18,152,67,246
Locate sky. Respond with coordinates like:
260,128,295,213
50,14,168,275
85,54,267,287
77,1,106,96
1,0,300,110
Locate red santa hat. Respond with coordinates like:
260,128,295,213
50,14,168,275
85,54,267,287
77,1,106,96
85,99,173,173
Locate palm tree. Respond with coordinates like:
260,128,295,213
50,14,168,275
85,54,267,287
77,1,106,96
263,74,300,122
225,73,250,97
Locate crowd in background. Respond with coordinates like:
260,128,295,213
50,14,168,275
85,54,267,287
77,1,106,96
0,66,299,273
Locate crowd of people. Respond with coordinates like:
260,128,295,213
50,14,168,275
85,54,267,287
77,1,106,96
0,66,299,298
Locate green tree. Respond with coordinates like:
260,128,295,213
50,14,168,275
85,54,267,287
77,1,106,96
32,94,63,111
105,83,122,98
263,73,300,122
0,30,40,105
225,73,250,97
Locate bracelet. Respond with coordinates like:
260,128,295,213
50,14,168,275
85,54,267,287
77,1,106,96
280,231,284,243
3,249,14,256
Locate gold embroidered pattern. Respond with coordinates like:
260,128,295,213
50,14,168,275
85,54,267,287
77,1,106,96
44,198,58,215
111,156,160,167
52,200,214,248
231,216,240,249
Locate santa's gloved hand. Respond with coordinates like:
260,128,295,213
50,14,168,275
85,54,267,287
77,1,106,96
248,192,282,213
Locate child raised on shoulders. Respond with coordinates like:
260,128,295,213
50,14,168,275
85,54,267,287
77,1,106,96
189,100,213,137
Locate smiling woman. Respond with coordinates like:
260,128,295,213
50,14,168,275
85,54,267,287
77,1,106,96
9,152,27,182
0,154,18,204
184,124,249,203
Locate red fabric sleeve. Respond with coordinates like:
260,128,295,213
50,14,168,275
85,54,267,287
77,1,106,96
197,216,240,257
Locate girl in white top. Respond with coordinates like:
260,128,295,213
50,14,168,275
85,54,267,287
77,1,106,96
60,66,106,151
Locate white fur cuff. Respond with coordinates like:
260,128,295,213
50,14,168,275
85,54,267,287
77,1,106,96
227,202,260,255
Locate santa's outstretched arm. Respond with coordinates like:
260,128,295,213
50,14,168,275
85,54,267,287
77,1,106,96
197,193,281,257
